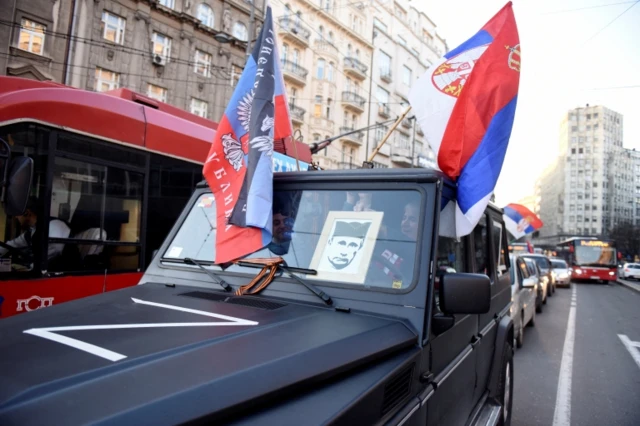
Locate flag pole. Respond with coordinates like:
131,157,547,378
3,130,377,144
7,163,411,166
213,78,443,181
367,105,412,162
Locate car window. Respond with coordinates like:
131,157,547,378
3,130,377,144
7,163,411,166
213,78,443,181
509,262,515,285
551,259,567,268
472,214,489,276
492,220,507,277
164,189,422,291
518,258,530,279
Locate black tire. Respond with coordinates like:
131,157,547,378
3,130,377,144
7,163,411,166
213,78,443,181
497,341,514,426
516,314,524,348
542,291,547,305
536,299,543,313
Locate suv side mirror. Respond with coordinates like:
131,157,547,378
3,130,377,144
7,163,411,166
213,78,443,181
440,273,491,315
522,277,536,288
3,156,34,216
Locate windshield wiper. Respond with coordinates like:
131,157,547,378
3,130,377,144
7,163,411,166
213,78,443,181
236,260,333,306
183,257,232,292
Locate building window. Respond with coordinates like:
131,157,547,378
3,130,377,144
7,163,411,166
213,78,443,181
18,19,45,55
325,98,332,120
376,85,389,104
94,68,120,92
147,83,167,102
373,18,387,32
316,58,325,79
233,22,248,41
375,124,388,142
231,65,242,86
396,133,410,149
159,0,175,8
379,51,391,78
190,98,208,118
194,49,212,77
402,65,412,86
101,12,126,45
327,61,334,81
152,32,172,61
198,4,215,28
314,95,322,117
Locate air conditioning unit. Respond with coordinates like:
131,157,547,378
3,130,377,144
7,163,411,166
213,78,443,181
153,54,166,66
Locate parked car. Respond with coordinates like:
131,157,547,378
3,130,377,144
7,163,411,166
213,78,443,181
621,263,640,280
510,254,537,348
550,258,572,288
523,257,546,313
520,254,555,297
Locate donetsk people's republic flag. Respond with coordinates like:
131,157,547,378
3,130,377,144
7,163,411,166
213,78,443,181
409,2,520,238
203,6,292,264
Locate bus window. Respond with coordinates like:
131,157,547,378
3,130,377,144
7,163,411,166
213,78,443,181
0,123,50,275
48,156,143,273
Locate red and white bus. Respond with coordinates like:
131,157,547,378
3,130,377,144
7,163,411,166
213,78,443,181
0,76,217,318
556,237,619,282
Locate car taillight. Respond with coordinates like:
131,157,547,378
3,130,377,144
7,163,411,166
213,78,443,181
625,269,630,272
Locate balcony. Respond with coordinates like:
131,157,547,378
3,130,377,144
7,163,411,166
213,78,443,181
310,116,335,132
314,40,339,59
343,57,367,80
401,117,412,129
380,70,392,83
337,161,359,170
391,146,413,167
342,91,366,113
417,126,424,137
277,17,310,47
339,126,364,146
378,104,391,118
289,103,306,125
281,59,308,85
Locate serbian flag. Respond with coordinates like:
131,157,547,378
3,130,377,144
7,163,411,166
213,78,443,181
409,2,520,237
503,203,543,240
203,5,292,264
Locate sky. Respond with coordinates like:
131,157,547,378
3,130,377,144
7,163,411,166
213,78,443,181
411,0,640,207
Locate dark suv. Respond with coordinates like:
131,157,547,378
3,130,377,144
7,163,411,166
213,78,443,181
520,253,556,298
0,168,515,425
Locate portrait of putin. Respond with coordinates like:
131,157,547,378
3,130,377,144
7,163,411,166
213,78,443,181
325,221,372,271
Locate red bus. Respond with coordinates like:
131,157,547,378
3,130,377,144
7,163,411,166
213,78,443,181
557,237,619,282
0,76,216,318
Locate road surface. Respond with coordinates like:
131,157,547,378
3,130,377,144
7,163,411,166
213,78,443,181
512,280,640,426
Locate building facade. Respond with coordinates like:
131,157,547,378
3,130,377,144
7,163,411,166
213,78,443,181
535,104,640,244
365,0,446,169
1,0,264,121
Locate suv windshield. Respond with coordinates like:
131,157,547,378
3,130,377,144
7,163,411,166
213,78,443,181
163,189,422,290
551,259,568,269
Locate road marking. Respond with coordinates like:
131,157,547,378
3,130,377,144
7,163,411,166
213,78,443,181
23,297,259,362
553,285,577,426
618,334,640,370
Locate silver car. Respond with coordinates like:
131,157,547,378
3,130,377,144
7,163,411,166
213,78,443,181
523,257,546,313
510,254,537,348
550,258,572,288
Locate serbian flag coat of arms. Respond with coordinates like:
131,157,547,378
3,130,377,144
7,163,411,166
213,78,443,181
203,5,292,264
409,2,520,237
503,203,543,240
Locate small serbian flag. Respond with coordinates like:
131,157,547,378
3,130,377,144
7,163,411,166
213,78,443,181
503,203,543,240
409,2,520,237
203,5,292,264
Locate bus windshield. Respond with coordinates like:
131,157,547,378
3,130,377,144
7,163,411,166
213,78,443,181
163,189,424,290
574,245,616,266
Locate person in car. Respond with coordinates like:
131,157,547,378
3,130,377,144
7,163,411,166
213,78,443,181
0,198,70,264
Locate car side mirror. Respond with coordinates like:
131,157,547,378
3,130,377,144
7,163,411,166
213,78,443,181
440,273,491,315
522,277,536,288
3,156,33,216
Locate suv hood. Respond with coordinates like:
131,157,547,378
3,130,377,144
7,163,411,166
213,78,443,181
0,283,416,424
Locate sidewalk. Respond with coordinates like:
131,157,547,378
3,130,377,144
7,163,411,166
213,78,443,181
617,278,640,294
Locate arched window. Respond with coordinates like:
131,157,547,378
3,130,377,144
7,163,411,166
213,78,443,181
347,44,352,58
318,25,324,40
233,22,248,41
328,31,334,43
293,48,300,65
197,4,214,28
282,43,289,62
316,58,325,79
327,61,334,81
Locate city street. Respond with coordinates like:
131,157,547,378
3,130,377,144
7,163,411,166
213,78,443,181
512,280,640,426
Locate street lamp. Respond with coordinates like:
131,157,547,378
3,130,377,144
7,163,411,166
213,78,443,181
214,32,233,44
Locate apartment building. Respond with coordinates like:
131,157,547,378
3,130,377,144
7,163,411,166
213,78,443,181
536,104,639,243
1,0,263,121
365,0,446,168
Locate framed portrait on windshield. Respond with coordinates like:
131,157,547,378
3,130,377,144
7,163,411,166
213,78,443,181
307,210,383,284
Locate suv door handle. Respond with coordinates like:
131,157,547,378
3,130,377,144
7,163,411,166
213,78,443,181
470,335,481,348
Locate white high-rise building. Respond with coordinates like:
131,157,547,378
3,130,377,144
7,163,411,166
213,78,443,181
536,104,637,244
